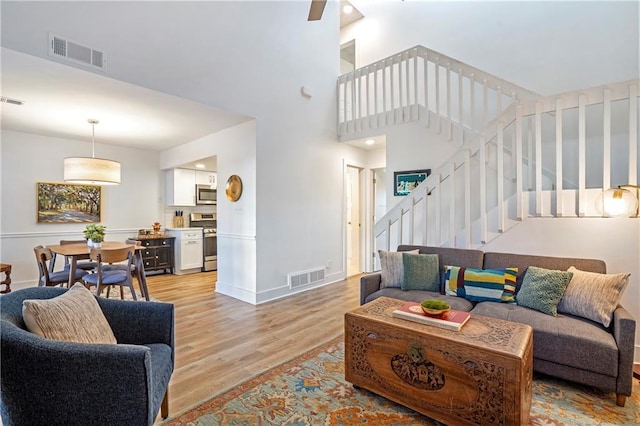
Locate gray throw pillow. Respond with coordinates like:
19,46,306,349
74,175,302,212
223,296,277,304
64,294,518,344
558,266,630,327
401,253,440,291
516,266,573,316
378,249,419,288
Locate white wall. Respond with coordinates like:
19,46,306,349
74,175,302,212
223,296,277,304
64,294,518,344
483,218,640,363
0,130,162,286
384,122,460,209
160,121,258,302
0,1,376,304
345,1,639,95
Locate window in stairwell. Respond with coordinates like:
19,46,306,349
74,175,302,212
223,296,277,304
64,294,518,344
340,40,355,74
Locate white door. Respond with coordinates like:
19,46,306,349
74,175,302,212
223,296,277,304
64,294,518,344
347,166,361,276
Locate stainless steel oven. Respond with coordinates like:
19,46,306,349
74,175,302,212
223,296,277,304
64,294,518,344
189,213,217,271
203,229,217,271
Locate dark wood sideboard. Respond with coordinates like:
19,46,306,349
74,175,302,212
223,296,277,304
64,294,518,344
137,236,175,275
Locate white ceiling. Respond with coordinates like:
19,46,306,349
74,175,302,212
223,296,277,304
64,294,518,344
0,1,370,166
1,48,251,153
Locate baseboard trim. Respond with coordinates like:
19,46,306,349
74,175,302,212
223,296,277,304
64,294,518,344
215,280,257,304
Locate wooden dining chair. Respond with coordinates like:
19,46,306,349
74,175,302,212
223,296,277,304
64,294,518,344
100,239,150,300
101,239,140,274
34,245,88,287
83,246,137,300
57,239,98,272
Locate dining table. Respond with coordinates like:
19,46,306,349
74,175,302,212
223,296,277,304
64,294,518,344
46,241,150,301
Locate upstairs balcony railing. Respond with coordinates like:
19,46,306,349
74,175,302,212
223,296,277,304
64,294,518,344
337,45,538,142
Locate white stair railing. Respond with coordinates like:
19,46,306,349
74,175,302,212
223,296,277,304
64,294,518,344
374,79,640,252
337,45,538,142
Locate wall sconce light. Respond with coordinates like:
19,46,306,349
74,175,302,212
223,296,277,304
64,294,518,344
597,185,640,218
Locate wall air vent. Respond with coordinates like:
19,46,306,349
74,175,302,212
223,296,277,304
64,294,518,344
48,33,106,71
0,96,25,106
288,267,325,289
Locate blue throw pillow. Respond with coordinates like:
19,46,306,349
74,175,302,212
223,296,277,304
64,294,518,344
516,266,573,316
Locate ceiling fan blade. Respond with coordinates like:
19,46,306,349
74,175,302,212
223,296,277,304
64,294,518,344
308,0,327,21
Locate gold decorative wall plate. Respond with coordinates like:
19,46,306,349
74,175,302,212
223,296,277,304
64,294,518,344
226,175,243,202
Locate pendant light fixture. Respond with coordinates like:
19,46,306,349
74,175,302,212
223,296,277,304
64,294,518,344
64,119,121,185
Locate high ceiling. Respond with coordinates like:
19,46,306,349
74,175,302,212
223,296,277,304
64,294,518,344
1,48,251,152
0,1,375,161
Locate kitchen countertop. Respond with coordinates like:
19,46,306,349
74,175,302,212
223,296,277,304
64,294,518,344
165,227,203,231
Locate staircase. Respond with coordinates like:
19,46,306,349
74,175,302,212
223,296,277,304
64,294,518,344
338,46,640,252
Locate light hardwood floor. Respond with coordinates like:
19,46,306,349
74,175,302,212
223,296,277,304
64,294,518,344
145,271,362,422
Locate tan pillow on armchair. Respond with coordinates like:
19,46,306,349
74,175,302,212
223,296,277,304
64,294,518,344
23,283,117,344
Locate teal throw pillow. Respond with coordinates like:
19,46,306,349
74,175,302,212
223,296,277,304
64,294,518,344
516,266,573,316
401,253,440,292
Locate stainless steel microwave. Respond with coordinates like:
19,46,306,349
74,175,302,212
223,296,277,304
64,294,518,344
196,184,217,205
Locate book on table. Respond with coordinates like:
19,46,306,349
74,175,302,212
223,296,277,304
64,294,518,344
392,302,471,331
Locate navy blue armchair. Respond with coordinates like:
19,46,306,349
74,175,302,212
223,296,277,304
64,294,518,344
0,287,174,426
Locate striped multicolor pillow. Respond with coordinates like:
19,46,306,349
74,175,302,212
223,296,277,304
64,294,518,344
444,266,518,303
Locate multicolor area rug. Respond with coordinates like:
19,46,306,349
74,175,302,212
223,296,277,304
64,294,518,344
163,336,640,425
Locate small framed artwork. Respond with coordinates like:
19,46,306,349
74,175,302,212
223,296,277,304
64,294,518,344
394,169,431,196
37,182,102,224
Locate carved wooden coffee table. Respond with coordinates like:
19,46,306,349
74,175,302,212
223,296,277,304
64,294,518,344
345,297,533,426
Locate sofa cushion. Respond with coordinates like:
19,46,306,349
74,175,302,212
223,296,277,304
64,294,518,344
443,266,517,303
516,266,573,316
558,266,630,328
401,253,440,292
471,302,618,377
378,249,419,288
364,288,474,312
22,283,117,344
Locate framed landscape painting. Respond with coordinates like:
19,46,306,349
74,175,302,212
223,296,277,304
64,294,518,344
393,169,431,196
37,182,102,224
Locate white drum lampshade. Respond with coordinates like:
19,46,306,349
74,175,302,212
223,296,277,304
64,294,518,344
63,157,121,185
64,119,121,185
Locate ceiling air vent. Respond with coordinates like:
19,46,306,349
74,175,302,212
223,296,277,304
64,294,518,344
48,33,106,71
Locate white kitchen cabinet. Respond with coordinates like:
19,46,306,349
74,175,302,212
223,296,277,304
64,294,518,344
165,228,203,274
166,168,196,206
196,171,217,189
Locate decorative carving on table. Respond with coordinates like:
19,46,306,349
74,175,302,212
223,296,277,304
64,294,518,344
441,351,506,424
357,297,528,353
346,297,532,426
0,263,12,294
391,342,445,391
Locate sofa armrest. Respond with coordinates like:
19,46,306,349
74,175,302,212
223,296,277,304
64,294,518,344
612,305,636,396
97,298,175,359
360,273,382,305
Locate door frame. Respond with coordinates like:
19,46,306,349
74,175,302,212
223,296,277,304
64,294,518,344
343,160,374,276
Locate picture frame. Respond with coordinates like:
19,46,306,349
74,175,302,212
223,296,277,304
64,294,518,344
37,182,102,224
393,169,431,196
